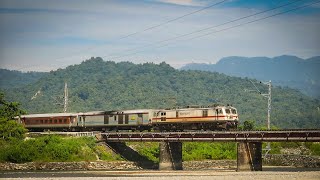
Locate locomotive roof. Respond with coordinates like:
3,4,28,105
19,113,78,118
78,111,106,115
120,109,151,113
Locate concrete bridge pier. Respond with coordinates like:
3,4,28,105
237,142,262,171
159,141,183,170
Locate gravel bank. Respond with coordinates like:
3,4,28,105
1,168,320,180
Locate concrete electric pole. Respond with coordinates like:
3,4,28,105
247,80,272,156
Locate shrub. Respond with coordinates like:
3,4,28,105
183,142,236,161
1,135,97,163
134,142,159,163
95,145,122,161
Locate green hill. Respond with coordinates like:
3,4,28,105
3,57,320,128
0,69,47,89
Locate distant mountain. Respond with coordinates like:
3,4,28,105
2,57,320,128
181,55,320,99
0,69,47,89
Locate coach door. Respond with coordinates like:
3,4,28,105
202,110,208,117
118,115,124,125
125,114,129,124
137,113,143,125
216,108,223,120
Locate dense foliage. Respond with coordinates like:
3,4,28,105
0,69,46,89
0,92,27,141
2,57,320,128
181,55,320,99
0,135,123,163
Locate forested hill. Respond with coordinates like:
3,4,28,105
181,55,320,99
3,57,320,128
0,69,47,89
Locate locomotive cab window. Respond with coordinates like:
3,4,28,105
226,109,231,114
231,109,237,114
217,109,223,114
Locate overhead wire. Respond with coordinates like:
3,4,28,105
107,0,319,61
103,0,305,59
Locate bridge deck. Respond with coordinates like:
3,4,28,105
27,130,320,142
98,130,320,142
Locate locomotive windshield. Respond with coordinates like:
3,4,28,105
232,109,237,114
225,109,231,114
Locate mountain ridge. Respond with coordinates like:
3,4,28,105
181,55,320,99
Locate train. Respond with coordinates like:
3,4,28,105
16,105,239,132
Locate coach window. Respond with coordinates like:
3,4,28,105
59,119,62,123
45,120,48,123
54,119,57,123
40,120,43,124
64,119,67,123
114,116,117,121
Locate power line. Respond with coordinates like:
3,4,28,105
108,0,319,60
16,0,228,71
115,0,228,40
103,0,304,59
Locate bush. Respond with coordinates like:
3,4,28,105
1,135,97,163
183,142,236,161
305,142,320,156
95,145,122,161
134,142,159,163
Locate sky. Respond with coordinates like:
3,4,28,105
0,0,319,71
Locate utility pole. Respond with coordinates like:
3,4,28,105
260,80,272,130
63,82,68,113
52,82,69,112
247,80,272,156
260,80,272,156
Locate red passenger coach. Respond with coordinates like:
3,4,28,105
18,113,78,131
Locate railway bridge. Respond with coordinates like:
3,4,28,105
30,129,320,171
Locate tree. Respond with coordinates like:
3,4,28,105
242,120,256,131
0,92,27,141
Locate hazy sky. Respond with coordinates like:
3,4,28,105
0,0,319,71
